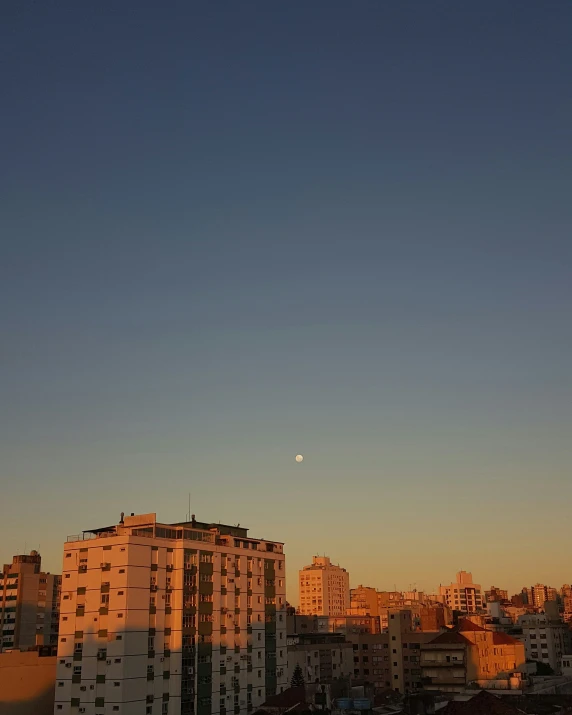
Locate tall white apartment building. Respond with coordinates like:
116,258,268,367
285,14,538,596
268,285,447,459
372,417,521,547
298,557,349,617
438,571,483,613
55,513,287,715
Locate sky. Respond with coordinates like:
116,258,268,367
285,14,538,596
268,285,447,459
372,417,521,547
1,1,571,602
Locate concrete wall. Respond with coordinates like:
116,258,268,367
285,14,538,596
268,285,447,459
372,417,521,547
0,650,56,715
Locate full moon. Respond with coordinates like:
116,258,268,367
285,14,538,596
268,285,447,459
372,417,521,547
295,454,304,463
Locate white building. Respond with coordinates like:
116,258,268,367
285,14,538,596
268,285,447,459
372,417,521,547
55,512,287,715
518,608,572,673
438,571,483,613
298,557,349,617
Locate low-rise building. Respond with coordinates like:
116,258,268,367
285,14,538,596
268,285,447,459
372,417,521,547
0,647,57,715
420,619,526,693
287,632,353,684
316,615,381,637
346,610,438,694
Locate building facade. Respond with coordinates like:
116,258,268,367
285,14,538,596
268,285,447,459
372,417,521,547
438,572,483,614
517,610,571,673
421,619,525,693
0,647,57,715
54,513,287,715
347,610,436,694
0,551,61,652
286,632,353,685
298,557,349,617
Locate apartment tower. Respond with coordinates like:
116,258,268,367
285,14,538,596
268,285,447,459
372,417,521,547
298,556,349,617
0,551,61,652
438,571,483,614
55,513,287,715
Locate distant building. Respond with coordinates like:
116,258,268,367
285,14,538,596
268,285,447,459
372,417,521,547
316,614,380,636
55,512,287,715
438,572,483,614
0,551,61,652
286,632,354,684
485,586,508,603
420,619,526,693
518,605,571,673
419,605,450,632
349,586,379,616
298,557,349,617
522,584,558,609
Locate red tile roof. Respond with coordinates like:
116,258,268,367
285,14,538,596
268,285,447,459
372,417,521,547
492,631,520,646
457,619,487,632
429,631,472,645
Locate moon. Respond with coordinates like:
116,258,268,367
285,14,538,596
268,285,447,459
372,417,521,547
295,454,304,463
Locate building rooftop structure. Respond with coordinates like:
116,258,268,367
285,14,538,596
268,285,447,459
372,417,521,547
68,511,284,551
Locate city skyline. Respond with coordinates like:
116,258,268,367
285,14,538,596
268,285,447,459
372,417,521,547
3,532,572,608
2,2,572,605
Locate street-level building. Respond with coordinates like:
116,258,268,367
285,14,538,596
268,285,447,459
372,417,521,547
55,513,287,715
286,632,354,684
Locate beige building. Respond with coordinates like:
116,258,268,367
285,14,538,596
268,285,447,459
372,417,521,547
348,586,378,616
421,619,525,693
0,551,61,652
439,571,483,614
298,557,349,617
55,512,287,715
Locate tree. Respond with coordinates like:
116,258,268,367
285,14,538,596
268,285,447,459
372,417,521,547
291,664,305,687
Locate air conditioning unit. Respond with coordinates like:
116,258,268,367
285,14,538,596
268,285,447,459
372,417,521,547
160,656,164,662
65,663,72,668
80,709,86,713
80,686,86,691
107,659,112,665
227,656,233,661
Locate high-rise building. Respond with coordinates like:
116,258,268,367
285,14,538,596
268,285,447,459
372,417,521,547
523,584,558,609
0,551,61,652
438,571,483,613
55,512,287,715
298,557,349,617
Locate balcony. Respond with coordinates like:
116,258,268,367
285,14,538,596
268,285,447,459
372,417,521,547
421,657,464,667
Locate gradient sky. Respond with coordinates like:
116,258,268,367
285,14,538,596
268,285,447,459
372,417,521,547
2,1,571,602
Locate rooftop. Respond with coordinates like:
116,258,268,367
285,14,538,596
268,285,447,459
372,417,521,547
67,512,283,551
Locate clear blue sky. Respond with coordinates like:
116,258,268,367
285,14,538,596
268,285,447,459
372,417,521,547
2,1,571,601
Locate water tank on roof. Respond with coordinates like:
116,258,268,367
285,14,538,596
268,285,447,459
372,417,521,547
336,698,352,709
353,699,371,710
